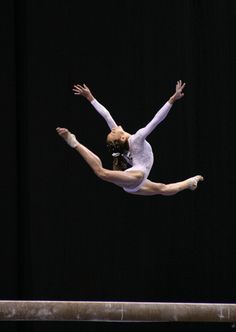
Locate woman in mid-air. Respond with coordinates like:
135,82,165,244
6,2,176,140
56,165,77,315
56,80,203,196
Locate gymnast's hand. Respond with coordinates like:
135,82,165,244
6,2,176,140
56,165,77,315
175,80,186,99
169,80,186,104
72,83,94,102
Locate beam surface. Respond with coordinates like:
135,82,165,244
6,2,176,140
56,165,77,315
0,301,236,322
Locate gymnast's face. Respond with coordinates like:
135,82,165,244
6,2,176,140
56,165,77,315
107,126,126,142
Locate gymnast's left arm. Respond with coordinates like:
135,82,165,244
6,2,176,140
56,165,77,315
138,80,186,138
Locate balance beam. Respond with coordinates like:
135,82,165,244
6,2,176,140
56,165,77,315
0,301,236,322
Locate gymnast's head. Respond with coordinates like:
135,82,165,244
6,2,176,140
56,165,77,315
106,126,130,171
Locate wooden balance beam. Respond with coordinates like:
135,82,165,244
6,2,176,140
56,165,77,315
0,301,236,322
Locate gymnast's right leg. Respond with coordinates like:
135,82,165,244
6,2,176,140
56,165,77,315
56,127,144,188
132,176,204,196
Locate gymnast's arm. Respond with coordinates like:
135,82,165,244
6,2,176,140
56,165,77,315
73,83,118,130
137,80,186,139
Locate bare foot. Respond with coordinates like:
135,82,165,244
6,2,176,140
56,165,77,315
56,127,78,148
188,175,204,191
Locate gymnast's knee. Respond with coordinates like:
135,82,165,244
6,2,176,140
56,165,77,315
94,166,107,179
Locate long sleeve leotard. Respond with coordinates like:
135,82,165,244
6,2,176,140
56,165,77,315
90,98,173,192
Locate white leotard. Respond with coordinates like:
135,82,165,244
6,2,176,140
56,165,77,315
91,99,173,192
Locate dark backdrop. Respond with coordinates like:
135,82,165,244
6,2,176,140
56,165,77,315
1,1,236,332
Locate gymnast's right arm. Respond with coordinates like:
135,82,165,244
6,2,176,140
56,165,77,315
72,83,118,130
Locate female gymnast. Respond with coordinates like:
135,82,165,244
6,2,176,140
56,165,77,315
56,80,203,196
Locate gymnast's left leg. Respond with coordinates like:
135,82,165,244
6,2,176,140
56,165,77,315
131,175,204,196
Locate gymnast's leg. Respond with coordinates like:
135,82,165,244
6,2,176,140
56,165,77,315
56,127,144,188
131,176,204,196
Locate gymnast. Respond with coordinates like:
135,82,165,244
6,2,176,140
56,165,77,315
56,80,204,196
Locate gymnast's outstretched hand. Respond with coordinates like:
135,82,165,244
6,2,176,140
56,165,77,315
169,80,186,104
72,83,94,102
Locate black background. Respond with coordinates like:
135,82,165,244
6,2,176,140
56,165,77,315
0,1,236,331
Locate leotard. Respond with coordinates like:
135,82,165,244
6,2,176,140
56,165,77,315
91,99,173,192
